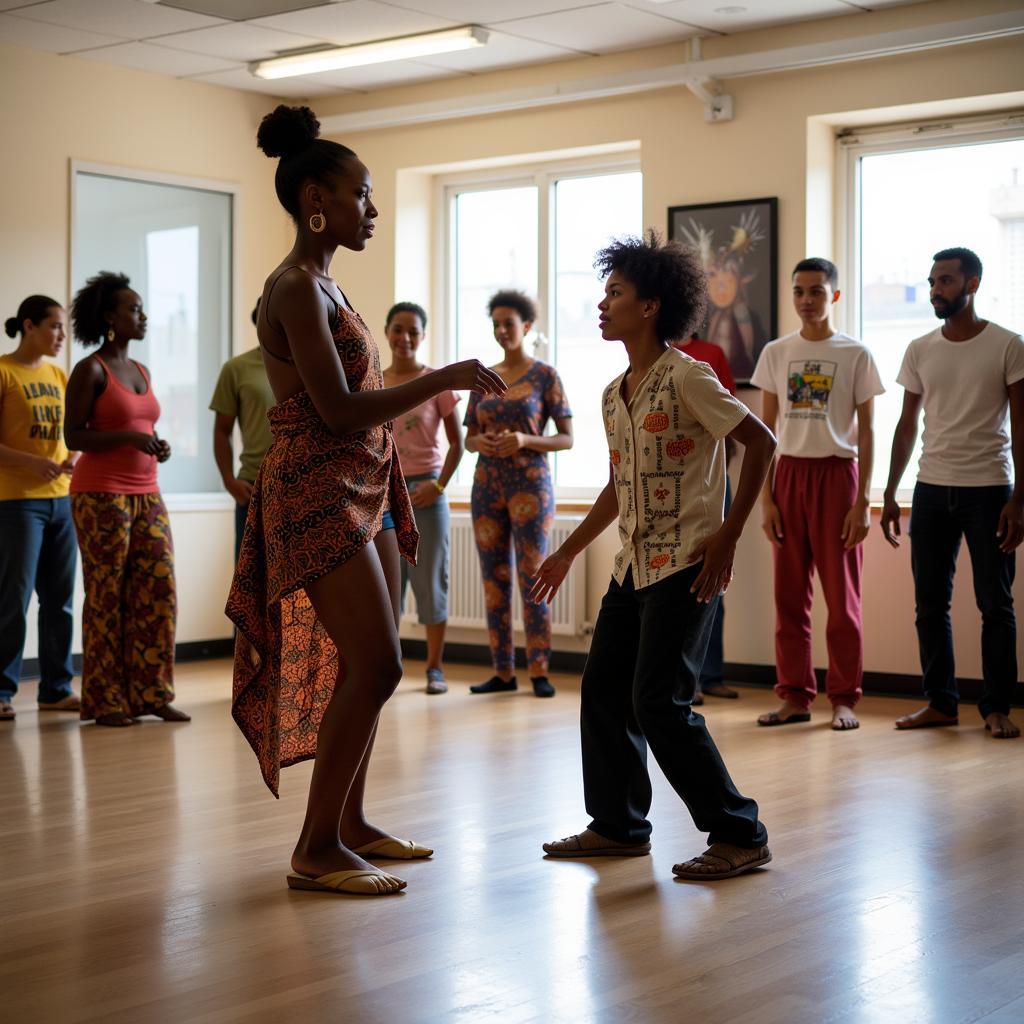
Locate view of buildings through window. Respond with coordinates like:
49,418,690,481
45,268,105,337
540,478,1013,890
450,168,642,490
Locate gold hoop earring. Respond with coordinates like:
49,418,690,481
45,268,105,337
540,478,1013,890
309,211,326,233
107,328,115,342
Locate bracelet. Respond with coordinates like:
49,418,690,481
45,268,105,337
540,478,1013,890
433,480,445,494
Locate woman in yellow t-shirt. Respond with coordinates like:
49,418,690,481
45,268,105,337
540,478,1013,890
0,295,80,721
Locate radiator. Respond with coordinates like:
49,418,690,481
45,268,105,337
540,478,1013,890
402,511,587,636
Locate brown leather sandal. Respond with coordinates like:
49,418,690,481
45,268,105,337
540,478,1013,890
672,843,772,880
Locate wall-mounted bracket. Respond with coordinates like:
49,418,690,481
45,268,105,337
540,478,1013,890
685,77,734,123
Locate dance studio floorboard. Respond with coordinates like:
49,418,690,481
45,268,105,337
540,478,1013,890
2,659,1023,1024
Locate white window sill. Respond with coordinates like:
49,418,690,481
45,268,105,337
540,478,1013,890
164,492,236,513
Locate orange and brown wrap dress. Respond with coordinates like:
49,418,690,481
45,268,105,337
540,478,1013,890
226,300,417,795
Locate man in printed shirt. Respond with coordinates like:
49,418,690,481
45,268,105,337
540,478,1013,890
531,232,777,881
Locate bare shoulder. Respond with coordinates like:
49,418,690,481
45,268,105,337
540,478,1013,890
68,354,104,385
265,265,320,305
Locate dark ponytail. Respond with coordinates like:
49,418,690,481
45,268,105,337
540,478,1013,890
5,295,62,338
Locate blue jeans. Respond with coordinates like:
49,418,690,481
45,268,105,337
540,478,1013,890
909,482,1017,719
700,475,732,687
400,474,450,625
0,497,77,703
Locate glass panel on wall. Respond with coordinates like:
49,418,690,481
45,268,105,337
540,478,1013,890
859,137,1024,493
552,170,642,488
72,171,232,494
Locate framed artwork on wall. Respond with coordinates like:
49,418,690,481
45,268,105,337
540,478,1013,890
667,196,778,385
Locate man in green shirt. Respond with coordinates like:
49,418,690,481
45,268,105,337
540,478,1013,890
210,302,274,560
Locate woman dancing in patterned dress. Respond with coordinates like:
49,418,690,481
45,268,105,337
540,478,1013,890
228,106,505,897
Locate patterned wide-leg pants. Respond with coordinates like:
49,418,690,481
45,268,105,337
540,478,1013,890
71,492,177,720
471,457,555,675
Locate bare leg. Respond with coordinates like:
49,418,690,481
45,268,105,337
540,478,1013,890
425,621,446,672
290,538,406,889
339,530,405,849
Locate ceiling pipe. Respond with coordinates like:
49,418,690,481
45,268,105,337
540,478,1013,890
318,10,1024,135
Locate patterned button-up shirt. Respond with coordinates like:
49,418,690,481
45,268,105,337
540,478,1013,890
603,347,748,589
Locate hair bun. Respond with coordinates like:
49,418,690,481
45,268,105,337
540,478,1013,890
257,104,320,159
4,317,19,338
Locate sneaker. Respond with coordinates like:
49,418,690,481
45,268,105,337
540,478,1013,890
531,676,556,698
426,669,448,695
469,675,518,694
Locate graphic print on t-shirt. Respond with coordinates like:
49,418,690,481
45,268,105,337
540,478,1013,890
22,378,64,441
787,359,837,417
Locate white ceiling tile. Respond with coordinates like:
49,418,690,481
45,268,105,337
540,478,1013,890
848,0,929,7
73,40,241,75
619,0,852,34
383,0,600,23
307,58,466,90
497,2,697,55
160,0,331,17
157,21,323,61
414,29,580,73
252,0,458,46
188,65,347,96
0,11,124,50
10,0,225,37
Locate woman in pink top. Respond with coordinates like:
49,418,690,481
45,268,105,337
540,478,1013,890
65,272,188,728
382,302,463,694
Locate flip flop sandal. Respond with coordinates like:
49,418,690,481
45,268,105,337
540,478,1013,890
286,870,407,895
758,711,811,727
0,702,15,721
673,844,772,881
352,837,433,859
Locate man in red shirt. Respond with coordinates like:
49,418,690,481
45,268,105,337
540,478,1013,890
674,334,739,701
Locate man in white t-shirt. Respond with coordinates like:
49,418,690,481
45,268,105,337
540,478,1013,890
752,258,884,731
530,233,775,882
882,247,1024,739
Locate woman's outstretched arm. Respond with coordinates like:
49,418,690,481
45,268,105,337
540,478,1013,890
274,272,505,436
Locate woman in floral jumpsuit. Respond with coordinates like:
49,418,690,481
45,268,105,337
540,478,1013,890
465,290,573,698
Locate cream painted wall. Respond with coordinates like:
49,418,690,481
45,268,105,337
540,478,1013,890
0,42,289,660
2,0,1023,682
315,2,1024,680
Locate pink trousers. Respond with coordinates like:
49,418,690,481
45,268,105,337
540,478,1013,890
772,455,863,710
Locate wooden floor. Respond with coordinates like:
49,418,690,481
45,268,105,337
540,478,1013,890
2,660,1023,1024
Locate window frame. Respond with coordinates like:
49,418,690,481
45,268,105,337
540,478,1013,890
69,160,241,511
836,112,1024,500
437,154,642,500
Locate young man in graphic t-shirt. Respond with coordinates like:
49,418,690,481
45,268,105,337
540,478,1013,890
751,258,884,731
882,247,1024,739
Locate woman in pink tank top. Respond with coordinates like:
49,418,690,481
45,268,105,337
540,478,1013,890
65,271,188,728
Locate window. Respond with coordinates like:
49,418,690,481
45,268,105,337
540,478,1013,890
72,166,235,498
445,162,642,492
841,117,1024,496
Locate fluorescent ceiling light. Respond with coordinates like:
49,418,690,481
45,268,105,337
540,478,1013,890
251,25,488,80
